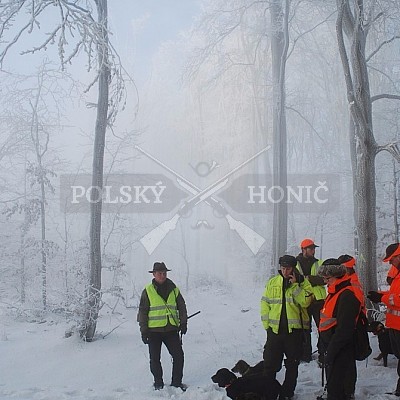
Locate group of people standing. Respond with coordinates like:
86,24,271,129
262,240,400,400
136,241,400,400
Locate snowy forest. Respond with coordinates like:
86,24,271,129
0,0,400,361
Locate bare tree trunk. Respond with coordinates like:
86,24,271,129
336,0,378,292
270,0,289,270
30,66,49,309
82,0,110,341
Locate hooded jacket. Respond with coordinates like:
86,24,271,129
261,271,313,334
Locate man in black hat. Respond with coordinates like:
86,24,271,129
137,262,188,391
261,255,313,400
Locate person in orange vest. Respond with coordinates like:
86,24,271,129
387,264,399,285
337,255,366,398
318,259,360,400
337,254,365,310
368,243,400,396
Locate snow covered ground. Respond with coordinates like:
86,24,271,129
0,284,399,400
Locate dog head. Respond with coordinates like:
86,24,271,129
211,368,237,387
368,320,386,336
231,360,250,375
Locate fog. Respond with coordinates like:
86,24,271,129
0,0,399,313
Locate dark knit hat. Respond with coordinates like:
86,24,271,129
318,259,346,278
383,243,400,263
279,255,297,268
148,262,171,273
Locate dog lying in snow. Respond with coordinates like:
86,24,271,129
211,367,281,400
231,360,264,377
368,320,394,367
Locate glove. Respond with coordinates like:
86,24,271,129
294,271,304,284
367,291,383,303
179,323,187,335
141,333,149,344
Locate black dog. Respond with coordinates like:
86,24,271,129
368,320,393,367
231,360,264,377
211,368,281,400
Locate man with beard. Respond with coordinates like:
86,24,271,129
296,239,326,364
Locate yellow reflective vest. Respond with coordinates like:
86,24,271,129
296,259,326,301
261,275,313,334
146,284,180,328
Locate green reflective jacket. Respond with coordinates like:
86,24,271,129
261,275,313,334
145,284,180,328
296,259,326,301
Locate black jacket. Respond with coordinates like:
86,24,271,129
319,279,360,364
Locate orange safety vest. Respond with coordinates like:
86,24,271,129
387,265,399,281
350,273,365,310
319,277,358,332
382,272,400,330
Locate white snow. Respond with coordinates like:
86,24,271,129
0,284,398,400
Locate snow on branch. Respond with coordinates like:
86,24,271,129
0,0,101,72
377,142,400,163
0,0,129,126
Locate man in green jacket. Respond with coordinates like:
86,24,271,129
296,238,326,363
261,255,313,400
137,262,188,391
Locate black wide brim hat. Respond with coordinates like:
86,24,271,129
148,262,171,273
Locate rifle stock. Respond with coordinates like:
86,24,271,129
225,215,265,254
140,214,180,254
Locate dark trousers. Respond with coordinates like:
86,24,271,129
148,330,184,385
263,329,303,398
302,299,324,361
326,343,356,400
389,328,400,392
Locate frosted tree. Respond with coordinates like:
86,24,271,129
336,0,400,292
0,0,127,341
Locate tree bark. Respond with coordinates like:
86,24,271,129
336,0,378,292
270,0,289,271
82,0,110,341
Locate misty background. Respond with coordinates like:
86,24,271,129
0,0,399,333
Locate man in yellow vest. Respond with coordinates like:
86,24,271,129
296,238,325,364
137,262,188,391
261,255,313,400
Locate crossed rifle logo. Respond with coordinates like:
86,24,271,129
134,145,271,255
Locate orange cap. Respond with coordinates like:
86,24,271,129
300,238,319,249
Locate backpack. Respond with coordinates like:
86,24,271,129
354,310,372,361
